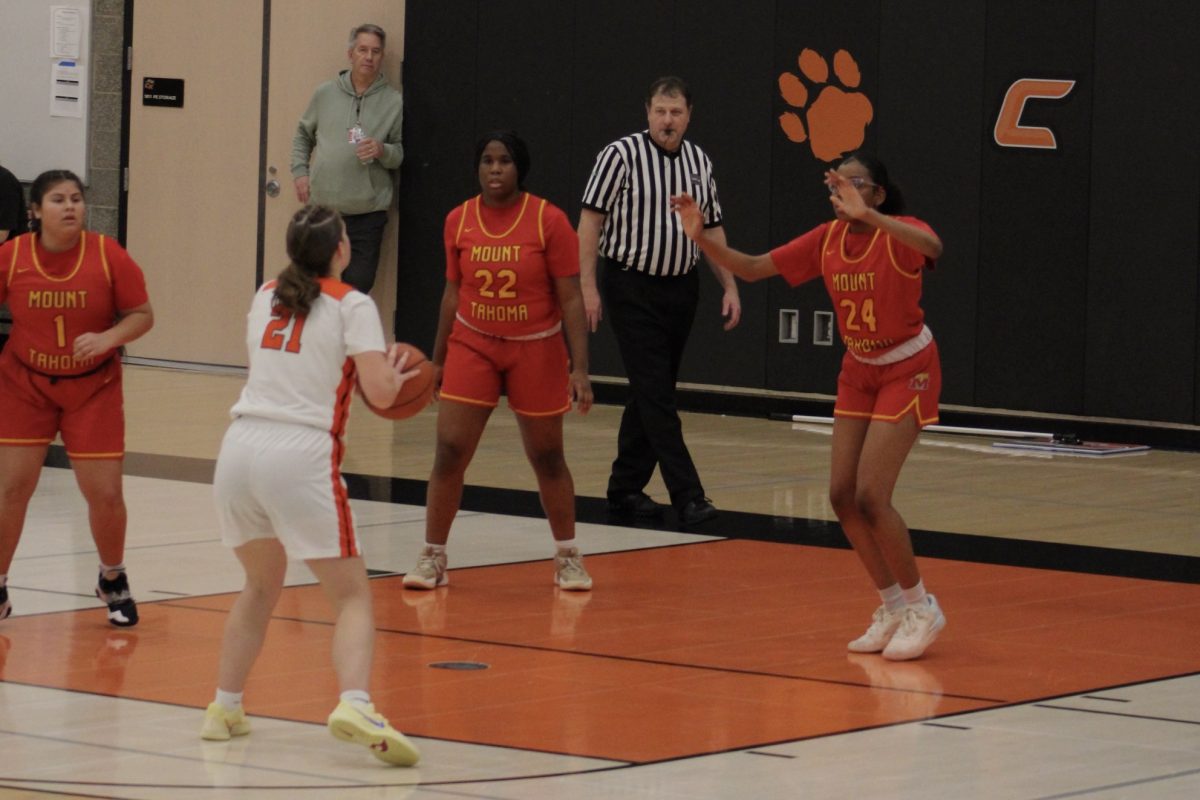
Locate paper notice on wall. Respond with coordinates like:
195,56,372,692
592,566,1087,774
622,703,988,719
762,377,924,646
51,59,83,117
51,6,83,58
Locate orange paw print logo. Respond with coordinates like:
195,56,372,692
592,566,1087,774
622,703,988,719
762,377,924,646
778,49,874,162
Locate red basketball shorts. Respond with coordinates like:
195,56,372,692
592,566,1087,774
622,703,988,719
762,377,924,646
439,322,570,416
0,348,126,458
834,341,941,427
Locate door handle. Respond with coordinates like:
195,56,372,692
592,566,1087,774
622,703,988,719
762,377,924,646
264,165,280,197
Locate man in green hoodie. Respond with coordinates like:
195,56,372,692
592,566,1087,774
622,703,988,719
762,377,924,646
291,23,404,294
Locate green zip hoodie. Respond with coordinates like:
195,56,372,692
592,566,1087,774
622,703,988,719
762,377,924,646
291,70,404,215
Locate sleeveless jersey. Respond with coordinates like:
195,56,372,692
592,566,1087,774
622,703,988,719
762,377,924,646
445,192,579,338
0,232,149,376
230,277,386,434
770,217,935,360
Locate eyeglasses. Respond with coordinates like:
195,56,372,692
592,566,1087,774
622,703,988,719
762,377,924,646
827,176,878,193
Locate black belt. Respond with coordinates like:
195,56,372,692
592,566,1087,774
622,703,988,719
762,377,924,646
23,356,115,385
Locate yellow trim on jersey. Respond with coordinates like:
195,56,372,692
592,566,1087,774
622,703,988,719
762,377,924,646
437,391,498,408
886,235,922,280
0,436,56,446
818,222,839,277
98,235,114,285
536,198,547,249
834,396,938,426
474,193,530,239
66,450,125,460
5,236,19,287
838,222,882,265
513,400,571,417
30,233,88,282
454,200,471,246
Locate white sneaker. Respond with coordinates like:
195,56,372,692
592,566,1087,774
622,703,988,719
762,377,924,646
402,546,447,590
847,605,905,653
554,547,592,591
882,594,946,661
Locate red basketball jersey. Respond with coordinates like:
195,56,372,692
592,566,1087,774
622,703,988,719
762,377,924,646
0,232,149,375
770,217,935,360
444,193,579,338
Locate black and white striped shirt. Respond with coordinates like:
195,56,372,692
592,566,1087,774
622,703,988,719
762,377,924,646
581,131,723,277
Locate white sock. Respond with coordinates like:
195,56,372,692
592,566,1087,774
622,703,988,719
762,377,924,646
99,562,126,578
340,689,371,707
0,574,7,588
901,580,928,607
878,583,905,613
425,543,446,555
215,689,243,710
554,538,576,553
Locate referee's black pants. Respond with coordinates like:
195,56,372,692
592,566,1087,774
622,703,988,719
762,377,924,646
601,259,705,510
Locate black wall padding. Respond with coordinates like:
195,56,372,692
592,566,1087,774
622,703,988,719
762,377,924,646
399,0,1200,425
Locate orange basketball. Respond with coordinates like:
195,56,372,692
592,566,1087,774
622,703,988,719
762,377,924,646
363,343,435,420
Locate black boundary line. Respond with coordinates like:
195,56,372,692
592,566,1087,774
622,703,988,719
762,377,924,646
15,449,1200,789
8,671,1200,792
744,750,797,759
152,598,1007,704
0,539,714,622
44,446,1200,586
1032,703,1200,726
0,725,380,786
3,641,1199,790
0,781,121,800
0,680,632,789
1029,767,1200,800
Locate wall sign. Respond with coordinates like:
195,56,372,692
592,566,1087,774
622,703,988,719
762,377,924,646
142,76,184,108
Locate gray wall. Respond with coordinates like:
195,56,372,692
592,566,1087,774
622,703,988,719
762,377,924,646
86,0,127,237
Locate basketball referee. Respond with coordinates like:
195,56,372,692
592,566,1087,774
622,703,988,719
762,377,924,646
578,76,741,526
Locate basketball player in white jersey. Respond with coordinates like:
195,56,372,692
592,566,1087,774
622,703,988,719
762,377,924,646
201,205,421,766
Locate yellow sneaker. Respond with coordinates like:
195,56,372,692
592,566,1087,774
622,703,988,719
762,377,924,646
200,702,251,741
327,700,420,766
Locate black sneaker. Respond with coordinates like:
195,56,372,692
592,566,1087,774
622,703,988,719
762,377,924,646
0,585,11,620
96,571,139,627
607,491,668,519
679,497,718,526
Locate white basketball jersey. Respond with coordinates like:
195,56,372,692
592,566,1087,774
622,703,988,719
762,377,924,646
231,277,386,433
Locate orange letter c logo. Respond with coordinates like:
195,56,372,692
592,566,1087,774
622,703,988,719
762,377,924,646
993,79,1076,149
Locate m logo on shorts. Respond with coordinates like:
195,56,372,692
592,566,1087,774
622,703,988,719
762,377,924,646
909,373,930,391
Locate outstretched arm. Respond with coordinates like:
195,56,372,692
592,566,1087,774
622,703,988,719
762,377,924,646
670,195,779,283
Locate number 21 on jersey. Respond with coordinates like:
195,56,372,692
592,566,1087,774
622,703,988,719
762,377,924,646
260,309,305,353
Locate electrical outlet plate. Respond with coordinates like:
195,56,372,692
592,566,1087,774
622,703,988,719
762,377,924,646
813,311,834,346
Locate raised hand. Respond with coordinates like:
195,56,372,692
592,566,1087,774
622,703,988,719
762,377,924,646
825,170,869,221
670,193,704,240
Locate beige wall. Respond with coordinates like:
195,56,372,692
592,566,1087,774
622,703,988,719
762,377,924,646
121,1,407,366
